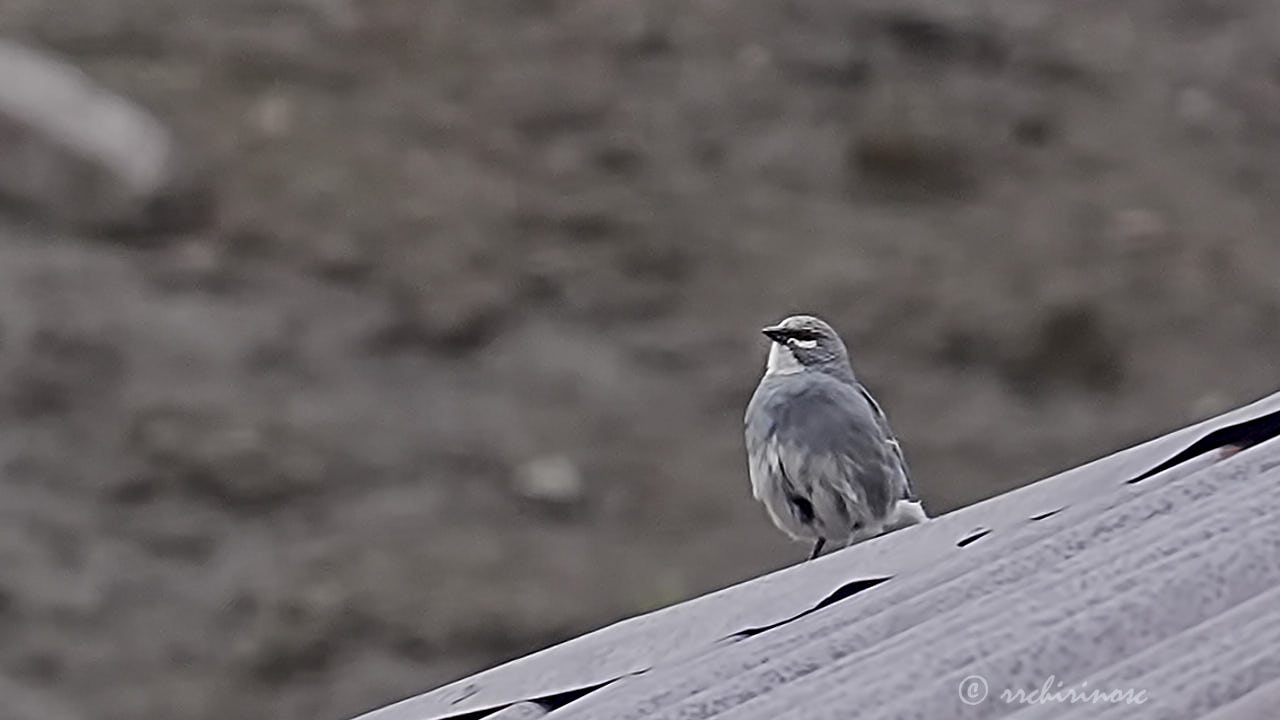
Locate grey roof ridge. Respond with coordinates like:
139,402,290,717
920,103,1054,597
547,435,1280,720
352,388,1280,720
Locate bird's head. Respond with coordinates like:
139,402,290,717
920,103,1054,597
761,314,852,376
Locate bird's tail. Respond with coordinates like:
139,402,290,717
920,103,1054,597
883,498,929,533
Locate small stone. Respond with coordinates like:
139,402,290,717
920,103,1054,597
1176,86,1216,132
250,92,293,138
513,454,585,506
1107,207,1167,258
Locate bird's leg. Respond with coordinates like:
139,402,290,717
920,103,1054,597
808,538,826,561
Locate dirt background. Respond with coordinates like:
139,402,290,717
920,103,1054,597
1,1,1279,719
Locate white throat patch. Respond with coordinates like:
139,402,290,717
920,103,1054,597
765,342,804,375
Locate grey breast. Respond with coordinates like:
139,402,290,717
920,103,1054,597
745,371,907,540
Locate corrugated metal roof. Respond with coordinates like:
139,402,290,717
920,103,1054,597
355,390,1280,720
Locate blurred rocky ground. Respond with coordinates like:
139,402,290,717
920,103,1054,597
0,1,1279,719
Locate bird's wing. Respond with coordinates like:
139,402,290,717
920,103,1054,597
856,382,918,502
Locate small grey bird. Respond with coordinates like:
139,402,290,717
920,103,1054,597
744,314,928,560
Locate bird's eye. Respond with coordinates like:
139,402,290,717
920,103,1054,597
788,331,820,348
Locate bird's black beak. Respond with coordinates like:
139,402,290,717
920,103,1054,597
761,325,789,343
